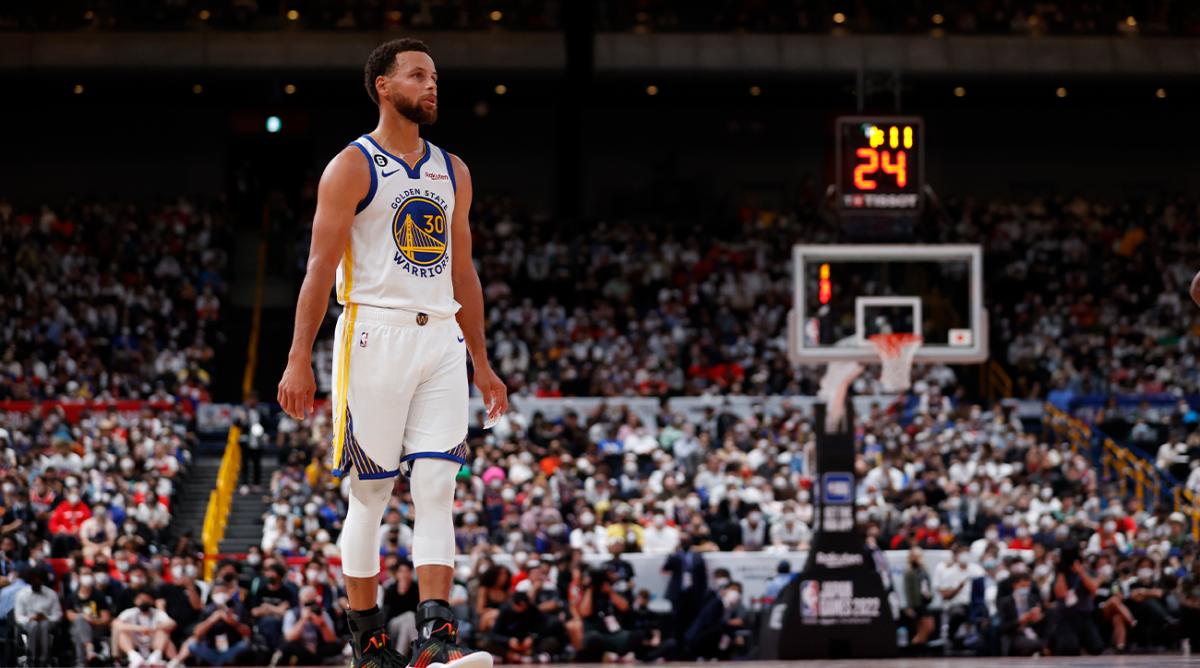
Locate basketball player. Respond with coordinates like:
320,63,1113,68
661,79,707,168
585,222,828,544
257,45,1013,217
278,39,508,668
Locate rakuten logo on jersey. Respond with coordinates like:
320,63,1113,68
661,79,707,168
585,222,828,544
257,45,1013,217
424,172,450,181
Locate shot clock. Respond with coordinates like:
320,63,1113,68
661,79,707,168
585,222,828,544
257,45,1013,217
835,117,924,213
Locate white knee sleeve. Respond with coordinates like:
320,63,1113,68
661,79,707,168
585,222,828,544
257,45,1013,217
409,458,459,568
340,475,394,578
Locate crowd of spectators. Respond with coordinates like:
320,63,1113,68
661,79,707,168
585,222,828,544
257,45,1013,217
224,375,1199,662
0,405,197,666
303,192,1197,403
5,0,1200,36
0,198,230,404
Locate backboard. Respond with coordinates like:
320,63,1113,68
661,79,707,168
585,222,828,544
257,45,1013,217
789,244,987,364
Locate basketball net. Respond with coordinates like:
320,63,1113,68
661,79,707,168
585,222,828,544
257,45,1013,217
867,333,923,393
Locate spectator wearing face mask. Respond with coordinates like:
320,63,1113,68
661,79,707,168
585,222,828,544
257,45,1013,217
279,585,340,666
14,566,63,667
971,523,1008,560
90,558,121,605
641,512,680,555
1089,556,1136,652
768,510,811,551
169,570,251,668
738,511,767,552
49,486,91,557
1124,557,1181,647
66,564,113,666
456,512,490,552
134,492,171,544
1086,518,1128,554
114,565,153,614
157,556,204,646
113,590,176,667
1007,524,1035,550
569,511,606,554
78,503,117,560
247,562,295,650
685,582,746,659
997,569,1046,656
934,543,984,645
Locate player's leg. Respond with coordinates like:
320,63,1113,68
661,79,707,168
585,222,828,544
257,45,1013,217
400,319,490,668
332,312,417,668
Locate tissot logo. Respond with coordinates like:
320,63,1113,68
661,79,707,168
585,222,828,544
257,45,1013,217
424,172,449,181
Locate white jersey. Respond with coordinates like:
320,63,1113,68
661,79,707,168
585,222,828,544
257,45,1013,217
336,134,461,317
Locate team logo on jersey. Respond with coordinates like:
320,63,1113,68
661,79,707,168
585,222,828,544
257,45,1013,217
373,154,388,167
391,191,450,277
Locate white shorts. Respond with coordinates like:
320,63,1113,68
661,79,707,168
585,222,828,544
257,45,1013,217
330,303,469,480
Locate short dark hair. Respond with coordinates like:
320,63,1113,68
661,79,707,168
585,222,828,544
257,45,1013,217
364,38,431,105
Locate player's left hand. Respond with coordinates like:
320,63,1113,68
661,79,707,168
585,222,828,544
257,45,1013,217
474,363,508,423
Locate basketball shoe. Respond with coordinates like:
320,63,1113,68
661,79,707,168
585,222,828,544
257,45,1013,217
407,599,493,668
348,606,410,668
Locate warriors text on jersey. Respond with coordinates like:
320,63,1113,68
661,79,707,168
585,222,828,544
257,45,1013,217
338,134,462,318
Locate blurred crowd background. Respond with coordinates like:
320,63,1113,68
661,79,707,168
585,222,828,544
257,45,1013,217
1,191,1199,665
4,0,1200,664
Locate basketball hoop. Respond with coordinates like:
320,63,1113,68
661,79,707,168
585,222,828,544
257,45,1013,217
868,333,922,392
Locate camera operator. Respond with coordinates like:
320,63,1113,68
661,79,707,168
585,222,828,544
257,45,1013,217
577,566,643,661
279,585,340,665
169,578,251,668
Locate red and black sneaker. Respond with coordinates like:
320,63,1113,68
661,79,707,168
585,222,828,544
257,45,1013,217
407,600,493,668
348,606,410,668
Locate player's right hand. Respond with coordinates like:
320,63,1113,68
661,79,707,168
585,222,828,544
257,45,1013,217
278,358,316,420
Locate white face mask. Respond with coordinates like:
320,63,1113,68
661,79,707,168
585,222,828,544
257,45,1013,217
722,590,741,608
1137,568,1154,582
210,592,229,607
79,575,95,588
246,554,262,566
171,565,185,579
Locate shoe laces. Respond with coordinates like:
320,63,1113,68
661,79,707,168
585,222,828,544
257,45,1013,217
363,632,409,668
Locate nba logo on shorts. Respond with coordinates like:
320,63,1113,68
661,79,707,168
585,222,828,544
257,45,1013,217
359,331,369,348
799,580,820,617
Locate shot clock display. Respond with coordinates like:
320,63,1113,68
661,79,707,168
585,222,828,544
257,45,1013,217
836,117,924,213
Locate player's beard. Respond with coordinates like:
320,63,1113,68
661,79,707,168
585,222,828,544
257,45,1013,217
389,90,437,125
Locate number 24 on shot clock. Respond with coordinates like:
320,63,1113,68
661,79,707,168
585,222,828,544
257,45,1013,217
835,116,925,213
